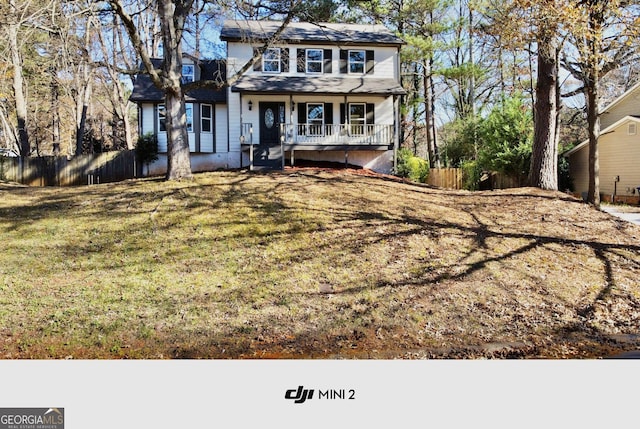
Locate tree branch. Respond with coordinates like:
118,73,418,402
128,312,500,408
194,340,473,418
107,0,165,89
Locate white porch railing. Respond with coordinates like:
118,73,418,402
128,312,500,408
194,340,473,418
240,123,393,147
281,124,393,146
240,123,254,145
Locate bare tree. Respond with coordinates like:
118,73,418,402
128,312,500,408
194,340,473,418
562,0,640,206
107,0,301,180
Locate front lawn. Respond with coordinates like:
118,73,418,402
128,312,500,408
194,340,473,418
1,169,639,358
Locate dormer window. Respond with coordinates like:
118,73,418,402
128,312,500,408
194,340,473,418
348,50,365,74
182,64,195,83
262,48,281,73
306,49,323,73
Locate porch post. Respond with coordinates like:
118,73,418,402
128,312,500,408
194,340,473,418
249,136,254,171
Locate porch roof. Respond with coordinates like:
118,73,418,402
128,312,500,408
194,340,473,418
231,75,406,96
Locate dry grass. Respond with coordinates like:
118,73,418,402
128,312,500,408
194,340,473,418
1,169,639,359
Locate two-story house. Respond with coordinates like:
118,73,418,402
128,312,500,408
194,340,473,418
221,20,405,171
131,20,405,174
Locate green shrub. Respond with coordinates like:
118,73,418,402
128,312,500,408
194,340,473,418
397,148,429,183
461,160,482,191
477,95,533,183
136,132,159,166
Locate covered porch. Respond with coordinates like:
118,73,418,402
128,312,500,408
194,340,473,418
233,75,404,171
239,122,394,170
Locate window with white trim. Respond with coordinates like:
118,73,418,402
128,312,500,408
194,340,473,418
185,103,193,132
306,49,323,74
201,104,213,133
307,103,324,136
158,104,166,132
158,104,193,132
628,123,637,135
263,48,281,73
182,64,195,83
349,103,366,135
348,50,366,74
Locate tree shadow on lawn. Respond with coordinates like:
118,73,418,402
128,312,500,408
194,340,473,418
3,170,639,358
146,171,640,359
226,172,640,358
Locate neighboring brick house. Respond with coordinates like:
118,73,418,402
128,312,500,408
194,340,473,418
565,82,640,203
131,20,405,174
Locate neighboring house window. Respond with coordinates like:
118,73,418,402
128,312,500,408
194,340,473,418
306,49,323,73
348,50,365,74
307,103,324,135
182,64,195,83
158,104,166,132
201,104,213,133
262,48,281,73
628,123,637,135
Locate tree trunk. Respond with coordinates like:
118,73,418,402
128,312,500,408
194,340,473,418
165,88,192,180
51,69,61,156
159,0,193,180
586,80,600,207
8,17,29,156
585,1,603,207
123,104,134,150
76,78,92,155
529,40,558,190
423,58,436,167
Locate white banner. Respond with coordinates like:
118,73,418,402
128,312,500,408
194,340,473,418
0,360,637,429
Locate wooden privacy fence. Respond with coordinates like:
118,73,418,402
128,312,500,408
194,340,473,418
0,151,140,187
427,168,464,189
427,168,523,190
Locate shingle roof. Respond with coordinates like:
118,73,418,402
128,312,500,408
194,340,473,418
231,75,406,96
220,20,405,46
129,59,227,103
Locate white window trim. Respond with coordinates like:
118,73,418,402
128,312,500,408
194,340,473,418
182,64,195,84
201,104,213,134
158,104,194,132
158,104,166,132
348,50,366,75
262,48,281,73
306,49,324,74
185,103,194,133
349,103,366,135
307,103,324,136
